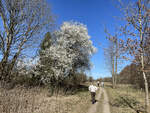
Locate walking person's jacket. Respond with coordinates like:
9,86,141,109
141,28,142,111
89,85,98,92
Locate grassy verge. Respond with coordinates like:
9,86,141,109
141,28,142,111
0,85,91,113
71,91,91,113
105,83,149,113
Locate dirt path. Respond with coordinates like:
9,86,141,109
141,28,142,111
102,88,110,113
87,88,110,113
87,88,102,113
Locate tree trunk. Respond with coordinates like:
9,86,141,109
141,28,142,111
143,71,150,113
112,52,115,88
141,52,150,113
115,39,118,87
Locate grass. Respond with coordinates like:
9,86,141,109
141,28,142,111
0,85,91,113
71,91,91,113
105,83,149,113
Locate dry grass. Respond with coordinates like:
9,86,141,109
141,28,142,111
71,91,91,113
0,85,91,113
105,82,150,113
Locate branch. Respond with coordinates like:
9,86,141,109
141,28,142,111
0,33,5,54
9,38,27,71
0,0,9,37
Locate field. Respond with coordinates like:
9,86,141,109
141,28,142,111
105,83,150,113
0,83,150,113
0,85,92,113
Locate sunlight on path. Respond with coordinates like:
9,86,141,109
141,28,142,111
102,88,110,113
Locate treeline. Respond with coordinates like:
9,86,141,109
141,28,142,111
101,63,150,90
118,63,150,90
103,63,150,90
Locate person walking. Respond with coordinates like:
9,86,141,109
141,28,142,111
101,82,104,87
89,83,98,104
97,81,100,87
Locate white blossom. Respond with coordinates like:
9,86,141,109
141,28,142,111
41,21,97,82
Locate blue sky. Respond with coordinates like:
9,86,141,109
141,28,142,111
47,0,128,79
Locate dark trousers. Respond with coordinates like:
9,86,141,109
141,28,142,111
91,92,96,104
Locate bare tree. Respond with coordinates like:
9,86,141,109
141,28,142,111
119,0,150,112
104,40,115,88
0,0,54,82
104,29,120,88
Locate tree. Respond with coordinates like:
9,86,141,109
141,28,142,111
118,63,147,89
89,76,93,82
104,40,115,88
0,0,54,82
119,0,150,112
39,32,53,78
104,30,120,88
15,57,42,86
40,32,52,51
41,21,96,85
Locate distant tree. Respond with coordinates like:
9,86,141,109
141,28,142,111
80,73,88,83
66,72,88,86
89,76,93,82
103,77,112,82
104,30,121,88
76,73,88,83
118,63,147,88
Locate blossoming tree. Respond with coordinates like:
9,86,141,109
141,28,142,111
41,22,96,84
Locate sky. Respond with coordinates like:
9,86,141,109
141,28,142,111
47,0,129,79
